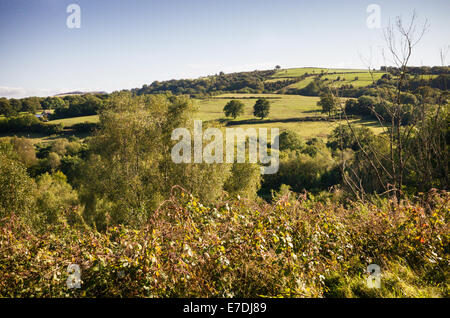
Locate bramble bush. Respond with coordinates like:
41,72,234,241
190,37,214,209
0,187,448,297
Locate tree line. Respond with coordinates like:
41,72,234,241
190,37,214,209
0,93,107,119
131,70,298,97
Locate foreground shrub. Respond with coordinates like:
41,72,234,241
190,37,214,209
0,153,36,220
0,188,448,297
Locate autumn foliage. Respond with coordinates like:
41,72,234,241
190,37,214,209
1,187,448,297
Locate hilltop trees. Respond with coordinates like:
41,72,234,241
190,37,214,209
133,70,276,97
253,98,270,119
223,100,245,119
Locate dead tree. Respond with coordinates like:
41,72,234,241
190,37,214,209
335,12,443,201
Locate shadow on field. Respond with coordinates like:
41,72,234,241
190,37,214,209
222,116,340,126
349,117,384,128
301,109,322,114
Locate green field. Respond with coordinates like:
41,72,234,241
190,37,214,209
284,77,315,89
233,118,383,139
195,93,382,139
264,78,291,83
272,67,370,78
49,115,99,126
322,72,385,87
269,68,387,91
195,94,321,121
418,74,439,80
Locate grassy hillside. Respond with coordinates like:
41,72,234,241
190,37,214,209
270,67,387,91
49,115,99,126
196,94,321,121
322,72,386,88
272,67,371,78
195,93,382,139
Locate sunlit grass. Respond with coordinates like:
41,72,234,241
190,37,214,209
194,94,382,140
323,72,386,88
49,115,99,126
272,67,370,78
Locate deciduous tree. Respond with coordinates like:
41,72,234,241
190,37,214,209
253,98,270,119
223,100,245,119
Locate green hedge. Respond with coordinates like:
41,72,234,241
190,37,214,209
0,115,63,135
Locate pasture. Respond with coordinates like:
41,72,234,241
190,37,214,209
271,67,370,78
195,94,321,122
322,72,385,87
49,115,99,125
269,67,387,91
195,93,382,139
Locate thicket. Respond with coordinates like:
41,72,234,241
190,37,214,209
49,95,105,120
1,187,448,297
0,115,63,135
131,70,286,97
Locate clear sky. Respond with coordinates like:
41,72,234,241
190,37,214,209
0,0,449,98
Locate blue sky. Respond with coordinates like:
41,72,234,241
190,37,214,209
0,0,449,98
